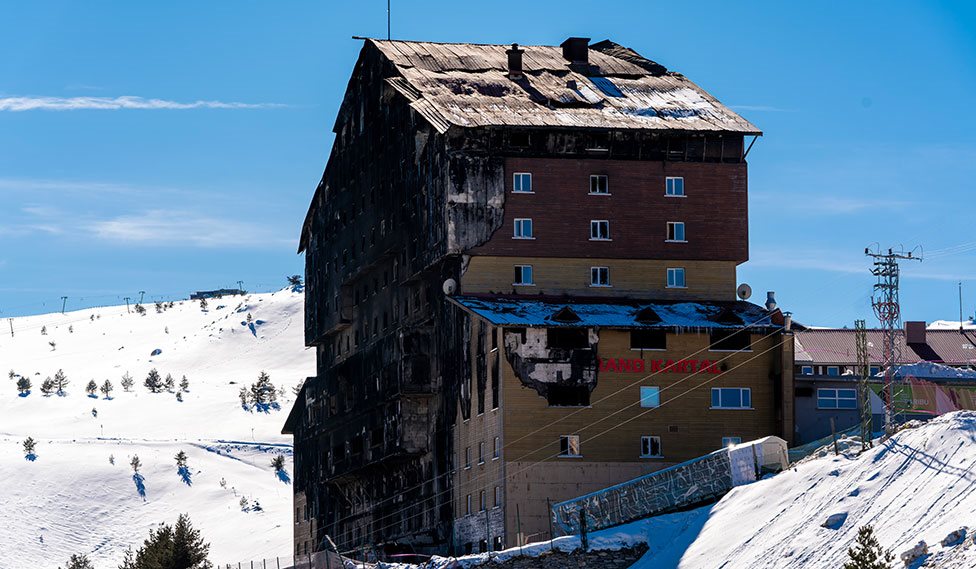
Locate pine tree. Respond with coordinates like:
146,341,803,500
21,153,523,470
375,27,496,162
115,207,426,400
144,369,162,393
127,514,212,568
8,369,15,381
175,450,188,469
270,453,285,472
23,436,36,457
49,340,57,351
249,371,276,408
54,369,68,395
17,376,31,395
238,387,249,409
101,379,114,399
109,454,115,465
131,454,142,473
121,372,134,392
164,374,175,392
176,391,183,402
844,525,894,569
199,298,208,311
68,325,73,334
179,375,189,392
134,303,146,315
239,496,249,511
41,325,47,335
86,380,98,396
287,274,303,287
154,301,163,314
58,553,93,569
246,312,253,324
41,377,55,395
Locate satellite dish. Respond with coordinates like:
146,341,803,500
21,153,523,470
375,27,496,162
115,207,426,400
442,278,458,296
736,283,752,301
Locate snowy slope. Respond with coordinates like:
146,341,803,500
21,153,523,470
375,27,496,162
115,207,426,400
0,288,313,568
632,412,976,568
406,413,976,569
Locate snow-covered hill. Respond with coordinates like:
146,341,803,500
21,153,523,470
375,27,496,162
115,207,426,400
0,288,313,568
628,411,976,568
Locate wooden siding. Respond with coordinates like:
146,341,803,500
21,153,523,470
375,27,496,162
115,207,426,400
461,256,737,300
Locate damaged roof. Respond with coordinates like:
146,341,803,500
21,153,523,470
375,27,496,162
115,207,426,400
448,295,780,329
369,39,761,135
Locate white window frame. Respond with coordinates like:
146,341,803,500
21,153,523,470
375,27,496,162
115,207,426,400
478,441,485,464
513,218,534,239
589,220,611,241
711,387,752,410
589,266,611,287
493,436,500,460
722,436,742,447
640,386,661,408
666,221,687,243
666,267,686,289
513,172,533,193
817,388,857,410
801,365,814,375
464,446,471,469
513,265,534,286
665,176,685,197
558,435,581,458
589,174,610,195
640,435,663,458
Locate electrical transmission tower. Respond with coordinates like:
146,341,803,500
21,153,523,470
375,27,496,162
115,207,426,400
865,246,921,436
854,319,872,452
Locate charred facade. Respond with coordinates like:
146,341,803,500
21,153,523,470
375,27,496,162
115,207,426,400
284,37,782,559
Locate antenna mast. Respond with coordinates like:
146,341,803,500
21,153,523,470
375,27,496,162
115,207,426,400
865,245,921,437
387,0,391,40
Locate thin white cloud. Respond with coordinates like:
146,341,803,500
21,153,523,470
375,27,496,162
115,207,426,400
0,95,285,112
88,209,292,248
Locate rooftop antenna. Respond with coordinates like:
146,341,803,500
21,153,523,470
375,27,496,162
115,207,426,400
960,281,964,333
387,0,391,40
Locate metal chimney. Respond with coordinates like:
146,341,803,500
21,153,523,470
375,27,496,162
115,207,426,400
765,291,777,311
506,43,524,80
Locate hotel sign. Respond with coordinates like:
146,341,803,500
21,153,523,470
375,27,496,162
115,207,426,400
599,358,721,374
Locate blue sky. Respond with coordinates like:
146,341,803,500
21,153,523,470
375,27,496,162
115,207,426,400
0,1,974,326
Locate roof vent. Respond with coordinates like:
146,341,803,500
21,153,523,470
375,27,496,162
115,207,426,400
506,43,524,80
635,307,661,324
551,306,581,323
765,291,777,311
560,37,590,65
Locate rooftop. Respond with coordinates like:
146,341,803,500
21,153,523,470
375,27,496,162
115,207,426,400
368,38,761,135
794,328,976,366
448,295,781,329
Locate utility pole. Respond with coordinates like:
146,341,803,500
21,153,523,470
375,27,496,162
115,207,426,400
60,296,68,314
854,319,872,452
237,280,245,293
865,246,921,437
387,0,391,40
124,297,131,313
8,318,13,337
139,290,146,304
960,281,965,333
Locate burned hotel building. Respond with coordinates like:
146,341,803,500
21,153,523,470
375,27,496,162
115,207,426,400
283,37,794,557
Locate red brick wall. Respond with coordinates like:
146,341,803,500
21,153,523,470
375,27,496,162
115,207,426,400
470,158,749,263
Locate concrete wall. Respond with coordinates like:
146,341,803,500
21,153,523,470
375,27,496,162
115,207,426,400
794,378,861,445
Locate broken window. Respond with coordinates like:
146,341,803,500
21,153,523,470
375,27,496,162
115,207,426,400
546,384,590,407
547,328,589,349
631,329,666,350
666,221,686,242
640,435,662,458
559,435,581,457
709,329,751,351
513,265,534,286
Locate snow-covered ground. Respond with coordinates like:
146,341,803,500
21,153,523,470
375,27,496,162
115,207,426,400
409,412,976,569
0,288,313,568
